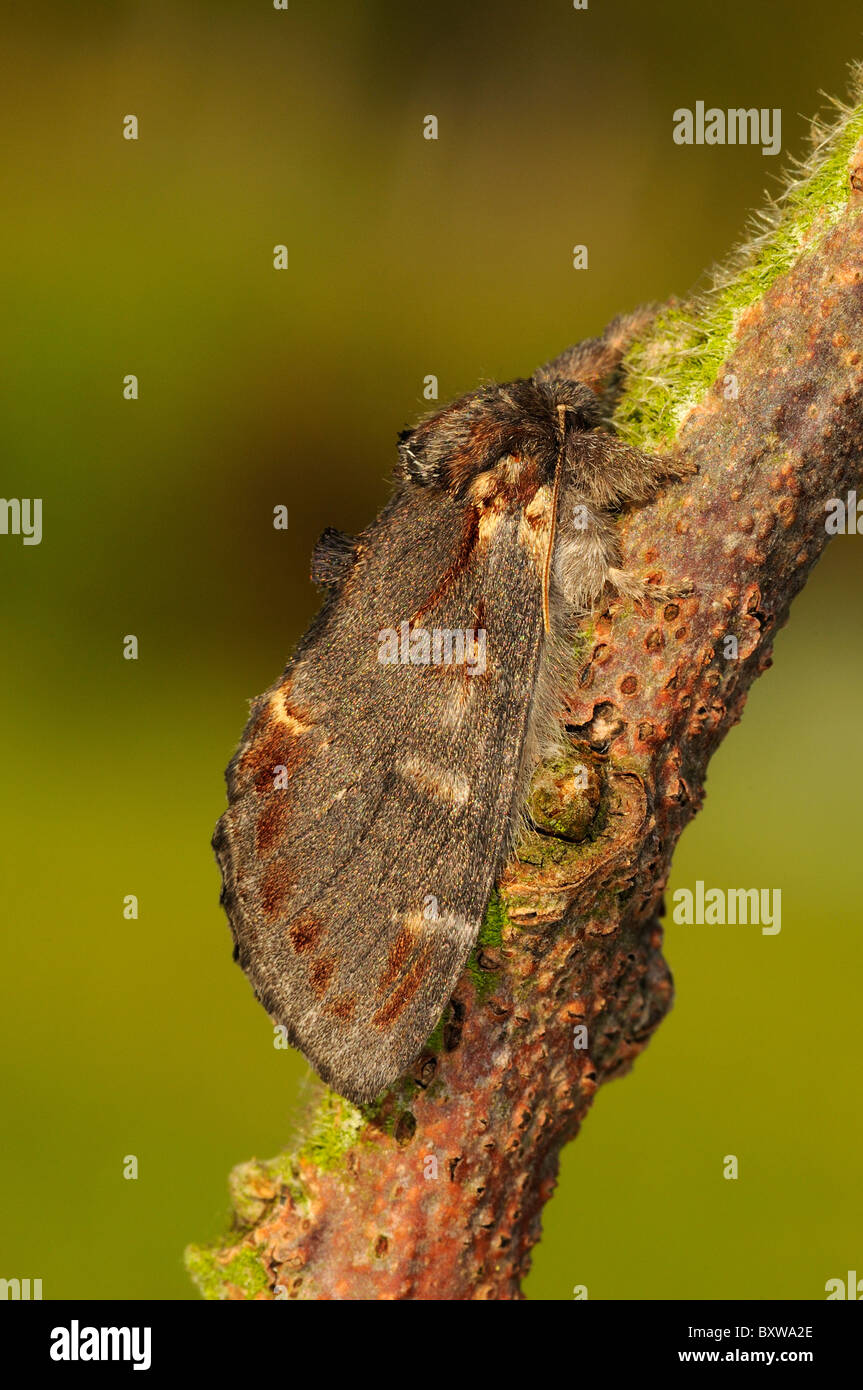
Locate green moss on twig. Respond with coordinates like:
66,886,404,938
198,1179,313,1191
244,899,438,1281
298,1087,368,1169
615,68,863,449
466,888,507,1000
185,1243,269,1301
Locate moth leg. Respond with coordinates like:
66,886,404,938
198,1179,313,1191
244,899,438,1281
565,433,698,511
635,449,698,487
535,305,658,412
615,448,699,505
607,566,695,606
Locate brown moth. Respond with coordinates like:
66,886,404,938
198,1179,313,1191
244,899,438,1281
213,310,694,1105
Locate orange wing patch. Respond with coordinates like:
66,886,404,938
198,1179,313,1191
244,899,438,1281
288,915,325,953
260,859,293,917
309,954,336,998
372,941,432,1028
326,993,357,1022
255,795,290,856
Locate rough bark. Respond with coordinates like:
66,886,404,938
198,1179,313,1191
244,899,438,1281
187,85,863,1301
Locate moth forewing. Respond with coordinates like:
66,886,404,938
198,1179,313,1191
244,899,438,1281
215,472,552,1104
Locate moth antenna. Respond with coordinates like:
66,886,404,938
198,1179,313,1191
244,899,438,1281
541,404,568,635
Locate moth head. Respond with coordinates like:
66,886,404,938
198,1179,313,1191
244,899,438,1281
396,378,600,494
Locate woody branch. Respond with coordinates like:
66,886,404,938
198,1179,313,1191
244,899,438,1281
186,85,863,1300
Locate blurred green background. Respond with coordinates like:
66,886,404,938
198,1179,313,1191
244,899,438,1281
1,0,861,1301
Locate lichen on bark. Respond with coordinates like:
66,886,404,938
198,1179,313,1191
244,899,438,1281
186,71,863,1300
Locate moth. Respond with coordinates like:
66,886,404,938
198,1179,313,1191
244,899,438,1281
213,310,694,1105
